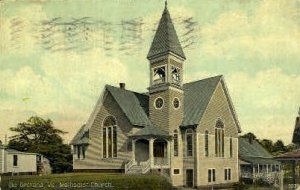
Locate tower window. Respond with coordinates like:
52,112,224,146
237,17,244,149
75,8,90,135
229,137,233,158
173,98,180,109
153,66,166,85
205,130,209,157
154,97,164,109
171,66,180,84
174,130,178,156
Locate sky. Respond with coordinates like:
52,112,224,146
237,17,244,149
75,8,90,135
0,0,299,144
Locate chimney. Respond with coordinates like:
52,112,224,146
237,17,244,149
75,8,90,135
119,83,125,89
249,136,253,144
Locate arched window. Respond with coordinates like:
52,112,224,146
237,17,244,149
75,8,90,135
205,130,209,157
215,119,224,157
186,129,193,157
103,116,117,158
174,130,178,157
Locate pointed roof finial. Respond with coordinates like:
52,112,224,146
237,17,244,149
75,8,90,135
165,0,168,8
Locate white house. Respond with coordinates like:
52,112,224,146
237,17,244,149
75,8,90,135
0,144,50,175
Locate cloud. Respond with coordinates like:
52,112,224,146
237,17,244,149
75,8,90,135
0,48,129,143
226,68,300,144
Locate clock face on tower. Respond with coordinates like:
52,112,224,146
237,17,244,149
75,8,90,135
155,97,164,109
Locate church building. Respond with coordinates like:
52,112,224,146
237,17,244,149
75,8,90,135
71,3,242,188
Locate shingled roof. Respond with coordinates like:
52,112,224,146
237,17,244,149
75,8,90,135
131,125,170,138
147,3,185,60
182,75,222,126
239,137,280,165
71,76,241,144
106,85,152,127
70,124,89,145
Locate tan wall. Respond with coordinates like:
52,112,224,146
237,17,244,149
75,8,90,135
196,82,239,186
73,90,136,170
6,153,37,173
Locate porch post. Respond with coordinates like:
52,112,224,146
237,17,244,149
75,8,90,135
149,138,154,167
132,139,136,162
167,139,170,165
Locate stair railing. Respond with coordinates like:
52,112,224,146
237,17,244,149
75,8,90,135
142,159,151,174
125,159,135,173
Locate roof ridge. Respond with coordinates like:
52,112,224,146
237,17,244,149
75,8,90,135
183,75,223,86
105,84,145,95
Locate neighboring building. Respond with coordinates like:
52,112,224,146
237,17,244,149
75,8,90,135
0,144,50,175
239,137,281,184
276,109,300,187
71,2,242,188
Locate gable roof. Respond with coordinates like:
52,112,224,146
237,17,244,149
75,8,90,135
147,5,185,60
70,124,89,145
239,137,280,165
131,125,170,138
106,85,152,127
71,75,241,144
182,75,222,126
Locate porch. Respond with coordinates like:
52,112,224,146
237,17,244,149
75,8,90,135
125,137,171,174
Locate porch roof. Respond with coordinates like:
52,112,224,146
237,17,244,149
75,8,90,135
131,125,170,138
239,137,280,165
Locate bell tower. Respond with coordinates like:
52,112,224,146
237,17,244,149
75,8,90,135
147,2,186,133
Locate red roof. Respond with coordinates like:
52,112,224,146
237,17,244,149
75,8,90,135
276,149,300,160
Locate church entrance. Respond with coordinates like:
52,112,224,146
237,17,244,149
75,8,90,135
153,139,168,165
135,139,149,165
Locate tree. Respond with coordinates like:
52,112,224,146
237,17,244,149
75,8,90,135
241,132,257,140
259,139,273,153
8,116,72,173
273,140,287,155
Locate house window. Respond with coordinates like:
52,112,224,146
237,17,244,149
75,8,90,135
13,155,18,167
205,130,209,157
103,128,107,158
103,116,117,158
77,145,81,159
215,120,224,157
113,126,117,157
208,169,216,182
82,145,86,159
186,129,193,157
229,138,233,158
174,130,178,156
173,169,180,175
225,168,231,180
73,145,77,155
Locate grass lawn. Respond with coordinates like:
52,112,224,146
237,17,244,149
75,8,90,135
1,173,173,190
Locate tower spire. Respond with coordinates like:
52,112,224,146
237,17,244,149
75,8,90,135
147,1,185,60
